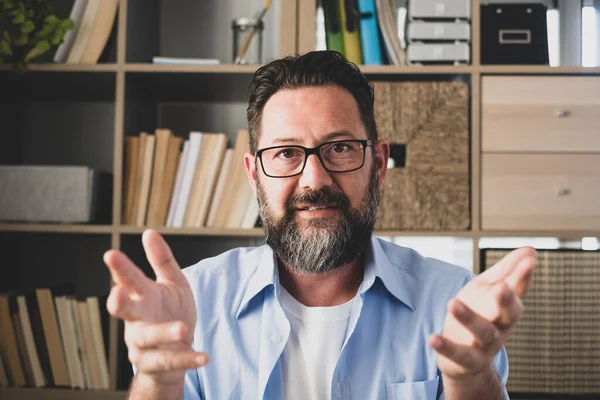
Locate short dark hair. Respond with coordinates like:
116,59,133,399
247,50,377,154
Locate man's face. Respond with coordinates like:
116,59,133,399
244,84,389,274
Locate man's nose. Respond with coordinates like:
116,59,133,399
298,154,333,191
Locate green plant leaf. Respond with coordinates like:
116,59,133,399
61,19,75,30
21,20,34,33
38,23,54,37
13,33,27,46
8,9,19,16
4,0,15,9
35,39,50,53
4,31,11,44
11,13,24,24
51,29,63,45
0,39,12,56
45,14,59,25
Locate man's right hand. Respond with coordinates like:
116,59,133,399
103,229,208,396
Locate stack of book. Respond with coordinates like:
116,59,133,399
406,0,471,65
321,0,406,66
0,290,109,389
53,0,119,64
122,129,259,230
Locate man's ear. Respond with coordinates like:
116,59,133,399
374,140,390,187
244,152,258,196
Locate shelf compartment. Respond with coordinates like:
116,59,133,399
125,0,283,64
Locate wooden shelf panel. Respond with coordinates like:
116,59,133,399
360,65,474,74
375,230,475,238
124,63,261,73
4,64,599,75
479,230,600,238
0,64,120,72
478,65,600,74
0,388,127,400
0,224,114,234
119,226,265,237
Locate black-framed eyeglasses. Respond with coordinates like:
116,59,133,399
255,139,375,178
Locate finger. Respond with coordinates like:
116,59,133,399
429,334,486,373
493,283,523,330
107,285,141,320
479,246,537,284
142,229,187,285
448,299,501,350
504,254,536,298
104,249,151,296
126,320,190,348
131,348,209,373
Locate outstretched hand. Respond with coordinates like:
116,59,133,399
430,246,536,381
103,229,208,388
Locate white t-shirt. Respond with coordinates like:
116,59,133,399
279,285,354,400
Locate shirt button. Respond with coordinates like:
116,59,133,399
271,334,281,344
337,383,342,398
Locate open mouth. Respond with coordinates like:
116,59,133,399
296,204,337,211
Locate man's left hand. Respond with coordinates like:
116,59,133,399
430,246,537,381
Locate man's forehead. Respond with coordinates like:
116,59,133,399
259,86,365,146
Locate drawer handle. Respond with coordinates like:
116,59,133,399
556,187,571,196
555,109,570,118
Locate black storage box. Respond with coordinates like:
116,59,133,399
481,3,549,65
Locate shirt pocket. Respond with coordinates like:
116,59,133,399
386,377,440,400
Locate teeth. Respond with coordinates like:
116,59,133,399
306,206,328,211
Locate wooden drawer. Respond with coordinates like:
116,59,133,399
482,154,600,230
482,76,600,152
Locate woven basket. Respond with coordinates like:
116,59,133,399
373,81,470,230
483,249,600,395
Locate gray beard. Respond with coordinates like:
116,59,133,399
257,163,379,275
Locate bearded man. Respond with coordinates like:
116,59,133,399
104,50,536,400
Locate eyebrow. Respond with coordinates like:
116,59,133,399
271,130,356,145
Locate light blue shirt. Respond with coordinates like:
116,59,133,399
179,236,509,399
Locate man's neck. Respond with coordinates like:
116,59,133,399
277,256,364,307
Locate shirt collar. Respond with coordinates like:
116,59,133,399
235,235,417,319
360,236,416,311
236,244,278,319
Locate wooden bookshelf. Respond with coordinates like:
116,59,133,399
1,0,599,397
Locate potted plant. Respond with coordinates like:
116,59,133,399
0,0,74,73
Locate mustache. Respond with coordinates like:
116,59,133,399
285,187,350,213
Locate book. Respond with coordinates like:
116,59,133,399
53,0,89,63
152,56,220,65
339,0,363,64
166,140,190,227
146,129,172,226
35,288,70,387
79,0,119,64
16,295,46,387
135,134,156,226
358,0,383,65
123,136,141,224
322,0,344,54
206,149,234,228
171,132,203,228
0,294,28,387
66,0,101,63
156,136,183,226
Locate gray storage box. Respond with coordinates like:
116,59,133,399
407,21,471,41
0,166,112,223
407,42,470,64
408,0,471,20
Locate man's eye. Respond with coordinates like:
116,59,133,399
332,144,350,153
276,148,298,159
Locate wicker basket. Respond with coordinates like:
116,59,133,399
373,81,470,230
482,249,600,395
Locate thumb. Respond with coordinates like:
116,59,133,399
142,229,188,286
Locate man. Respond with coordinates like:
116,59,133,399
104,50,536,400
